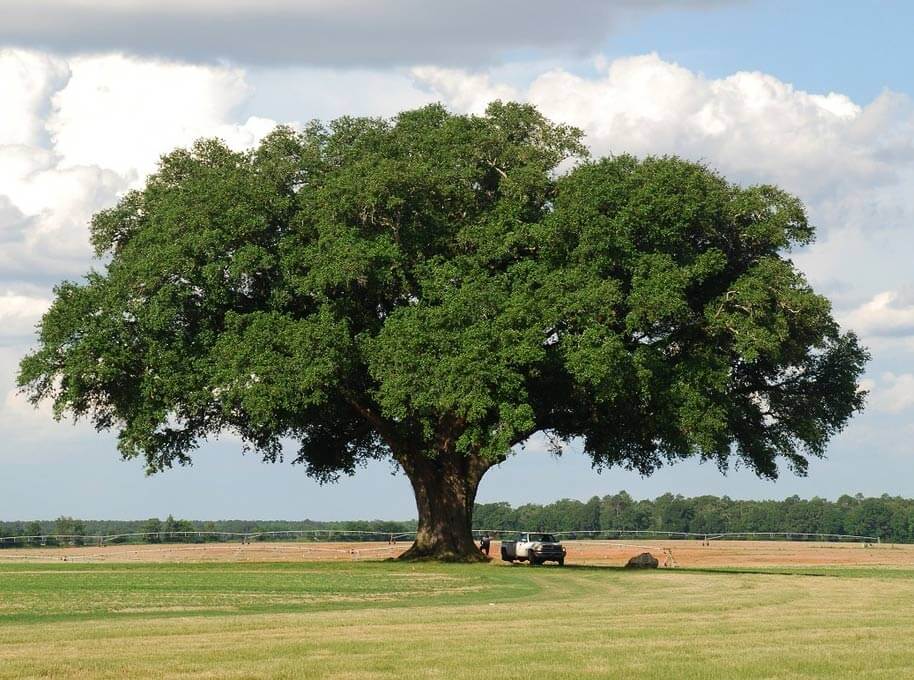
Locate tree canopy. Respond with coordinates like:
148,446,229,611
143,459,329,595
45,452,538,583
18,102,869,560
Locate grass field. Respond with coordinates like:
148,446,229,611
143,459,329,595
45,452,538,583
3,553,914,679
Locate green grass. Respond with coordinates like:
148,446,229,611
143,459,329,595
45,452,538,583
2,561,914,679
0,561,538,624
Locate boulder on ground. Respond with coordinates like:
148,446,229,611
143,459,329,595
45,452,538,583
625,552,659,568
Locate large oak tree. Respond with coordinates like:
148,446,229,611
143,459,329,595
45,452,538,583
18,103,868,560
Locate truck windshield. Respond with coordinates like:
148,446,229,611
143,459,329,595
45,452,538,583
533,534,557,543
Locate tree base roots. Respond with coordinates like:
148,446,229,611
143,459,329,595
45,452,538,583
396,543,490,563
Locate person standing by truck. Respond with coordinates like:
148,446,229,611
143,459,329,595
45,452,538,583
479,533,491,556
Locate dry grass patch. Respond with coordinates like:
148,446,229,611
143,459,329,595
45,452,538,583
2,559,914,678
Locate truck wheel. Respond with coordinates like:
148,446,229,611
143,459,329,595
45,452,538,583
501,548,511,563
529,554,539,566
558,558,565,567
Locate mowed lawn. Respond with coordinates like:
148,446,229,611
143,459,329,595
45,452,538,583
2,561,914,679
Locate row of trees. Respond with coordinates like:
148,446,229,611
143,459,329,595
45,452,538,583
4,492,914,544
0,517,87,546
134,517,418,542
474,492,914,542
0,516,418,546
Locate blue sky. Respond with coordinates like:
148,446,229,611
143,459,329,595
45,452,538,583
0,1,912,520
604,1,914,103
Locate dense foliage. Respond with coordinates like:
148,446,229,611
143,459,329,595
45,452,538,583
17,103,868,559
475,492,911,541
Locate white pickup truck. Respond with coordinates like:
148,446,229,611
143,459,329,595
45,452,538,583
500,532,566,566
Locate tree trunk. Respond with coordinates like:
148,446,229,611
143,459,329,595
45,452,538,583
397,451,490,562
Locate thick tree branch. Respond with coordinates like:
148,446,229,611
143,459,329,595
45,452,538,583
340,390,405,455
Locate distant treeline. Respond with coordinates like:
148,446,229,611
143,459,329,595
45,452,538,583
474,492,914,542
4,492,914,545
0,516,417,546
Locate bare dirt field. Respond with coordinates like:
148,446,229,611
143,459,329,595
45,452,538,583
2,538,912,568
0,540,404,563
562,539,914,568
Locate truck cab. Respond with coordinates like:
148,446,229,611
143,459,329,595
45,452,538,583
500,532,566,565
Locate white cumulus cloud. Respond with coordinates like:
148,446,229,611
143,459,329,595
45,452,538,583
868,373,914,414
844,291,914,339
414,53,914,201
410,67,518,115
0,292,51,340
0,49,278,284
0,48,70,146
48,54,271,178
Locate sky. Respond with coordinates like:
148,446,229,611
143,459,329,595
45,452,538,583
1,0,913,521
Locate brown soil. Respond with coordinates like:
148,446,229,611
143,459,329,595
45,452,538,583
559,539,914,568
0,541,403,563
1,538,912,568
